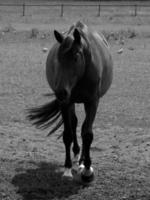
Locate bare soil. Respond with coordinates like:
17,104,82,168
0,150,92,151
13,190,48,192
0,14,150,200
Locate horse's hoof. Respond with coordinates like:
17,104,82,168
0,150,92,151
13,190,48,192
74,166,94,184
62,175,73,181
81,167,94,183
81,171,94,183
62,168,73,181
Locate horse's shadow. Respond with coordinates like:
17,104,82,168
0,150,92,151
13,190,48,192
12,161,82,200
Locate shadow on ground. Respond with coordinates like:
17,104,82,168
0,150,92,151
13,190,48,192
12,161,82,200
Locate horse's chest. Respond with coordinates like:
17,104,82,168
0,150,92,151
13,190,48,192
71,80,99,103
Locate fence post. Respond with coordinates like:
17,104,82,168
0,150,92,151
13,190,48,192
22,3,25,16
60,4,64,17
97,4,101,17
134,4,137,16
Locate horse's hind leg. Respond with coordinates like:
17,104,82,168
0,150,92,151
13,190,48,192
79,100,98,182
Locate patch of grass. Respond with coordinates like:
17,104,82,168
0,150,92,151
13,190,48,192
102,28,137,42
30,28,39,38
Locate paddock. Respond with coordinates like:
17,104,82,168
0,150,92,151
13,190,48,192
0,1,150,199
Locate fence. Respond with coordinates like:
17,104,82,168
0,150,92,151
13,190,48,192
0,3,150,17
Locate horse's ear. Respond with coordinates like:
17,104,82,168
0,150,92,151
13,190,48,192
54,30,64,43
73,28,81,44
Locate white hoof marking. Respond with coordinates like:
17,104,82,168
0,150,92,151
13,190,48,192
79,163,85,170
77,163,85,174
89,167,94,174
82,166,94,176
62,168,73,179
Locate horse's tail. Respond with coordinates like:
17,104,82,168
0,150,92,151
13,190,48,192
27,99,63,136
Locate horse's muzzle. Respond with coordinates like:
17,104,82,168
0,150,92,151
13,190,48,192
55,89,70,105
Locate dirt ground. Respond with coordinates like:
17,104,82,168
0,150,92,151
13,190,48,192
0,14,150,200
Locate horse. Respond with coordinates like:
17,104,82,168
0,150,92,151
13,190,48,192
28,21,113,183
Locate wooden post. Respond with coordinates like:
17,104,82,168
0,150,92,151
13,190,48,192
60,4,64,17
97,4,101,17
134,4,137,16
22,3,25,16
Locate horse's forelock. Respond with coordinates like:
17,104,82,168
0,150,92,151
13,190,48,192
60,36,73,53
58,29,91,65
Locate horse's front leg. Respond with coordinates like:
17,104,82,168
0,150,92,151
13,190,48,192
61,106,73,179
70,104,80,169
79,100,99,182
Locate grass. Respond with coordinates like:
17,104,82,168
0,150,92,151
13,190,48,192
0,6,150,200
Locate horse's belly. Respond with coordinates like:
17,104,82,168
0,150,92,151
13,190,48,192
99,60,113,98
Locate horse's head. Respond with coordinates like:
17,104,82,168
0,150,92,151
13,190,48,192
53,28,86,104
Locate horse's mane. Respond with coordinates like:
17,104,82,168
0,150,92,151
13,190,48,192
62,21,90,50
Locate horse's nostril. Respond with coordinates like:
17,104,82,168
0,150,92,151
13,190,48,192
56,89,68,101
